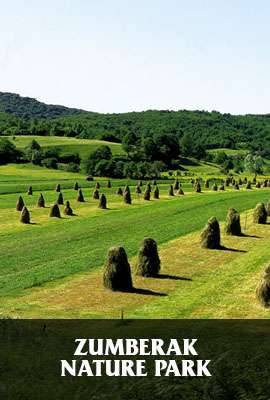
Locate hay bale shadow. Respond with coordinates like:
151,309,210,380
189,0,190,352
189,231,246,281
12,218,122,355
219,245,247,253
132,287,167,296
153,274,192,281
240,233,261,239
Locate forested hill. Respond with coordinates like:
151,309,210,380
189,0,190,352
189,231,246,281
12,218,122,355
0,92,85,118
0,92,270,152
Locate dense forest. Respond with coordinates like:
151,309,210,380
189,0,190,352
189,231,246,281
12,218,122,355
0,92,270,155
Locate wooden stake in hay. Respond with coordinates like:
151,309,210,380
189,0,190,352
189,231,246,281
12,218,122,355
173,179,179,190
200,217,221,249
57,192,64,205
177,188,184,195
116,187,123,196
95,182,100,189
256,266,270,308
20,206,30,224
144,187,151,200
27,186,33,195
103,246,133,292
93,189,99,199
107,180,111,188
123,189,132,204
64,201,73,216
168,185,174,196
55,184,61,192
98,194,107,209
49,204,61,218
77,189,85,202
37,193,45,208
224,208,241,236
153,186,159,199
135,238,161,277
74,182,79,190
253,203,267,224
16,196,25,211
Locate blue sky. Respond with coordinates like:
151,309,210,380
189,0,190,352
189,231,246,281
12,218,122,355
0,0,270,114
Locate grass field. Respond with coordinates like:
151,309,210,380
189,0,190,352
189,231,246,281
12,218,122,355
5,135,125,158
0,163,269,319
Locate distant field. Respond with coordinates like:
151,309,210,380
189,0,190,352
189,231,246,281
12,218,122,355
0,163,269,318
5,135,125,158
207,148,248,156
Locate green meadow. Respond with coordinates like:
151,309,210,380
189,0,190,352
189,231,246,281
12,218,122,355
0,162,269,319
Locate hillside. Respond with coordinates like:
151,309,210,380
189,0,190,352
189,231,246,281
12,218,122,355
0,92,270,154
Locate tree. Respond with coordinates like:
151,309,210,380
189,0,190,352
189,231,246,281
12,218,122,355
244,153,264,176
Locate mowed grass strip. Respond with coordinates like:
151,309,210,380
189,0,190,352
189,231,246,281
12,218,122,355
0,188,269,298
1,209,269,319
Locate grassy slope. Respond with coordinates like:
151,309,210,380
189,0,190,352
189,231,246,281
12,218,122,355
5,135,125,158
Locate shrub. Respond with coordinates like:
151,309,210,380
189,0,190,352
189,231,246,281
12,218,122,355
103,246,133,292
37,193,45,208
98,194,107,209
256,266,270,307
168,185,174,196
93,189,100,199
20,206,30,224
57,192,64,205
49,204,61,218
253,203,267,224
224,208,241,236
153,186,159,199
16,196,24,211
27,186,33,195
77,189,85,202
200,217,221,249
135,238,160,277
42,157,58,169
64,201,73,216
66,162,80,173
55,184,61,192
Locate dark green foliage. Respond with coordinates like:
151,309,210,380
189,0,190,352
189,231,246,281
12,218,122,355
123,190,132,204
0,138,21,165
57,192,64,205
103,246,133,292
37,193,45,208
256,266,270,308
200,217,221,249
20,206,30,224
93,189,100,199
49,204,61,218
135,185,142,194
77,189,84,202
177,188,184,195
27,186,33,195
64,201,73,216
153,186,159,199
74,182,79,190
98,194,107,209
168,185,174,196
116,187,123,196
16,196,24,211
253,203,267,224
224,208,241,236
135,238,161,277
107,180,111,188
55,184,61,192
144,187,151,201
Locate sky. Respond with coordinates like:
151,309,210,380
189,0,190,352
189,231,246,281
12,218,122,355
0,0,270,114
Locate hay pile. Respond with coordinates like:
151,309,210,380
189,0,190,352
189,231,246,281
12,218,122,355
103,246,133,292
224,208,241,236
57,192,64,205
98,194,107,209
256,266,270,308
200,217,221,249
64,201,73,216
37,193,45,208
77,189,85,202
16,196,25,211
49,204,61,218
253,203,267,224
20,207,30,224
135,238,160,277
153,186,159,199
